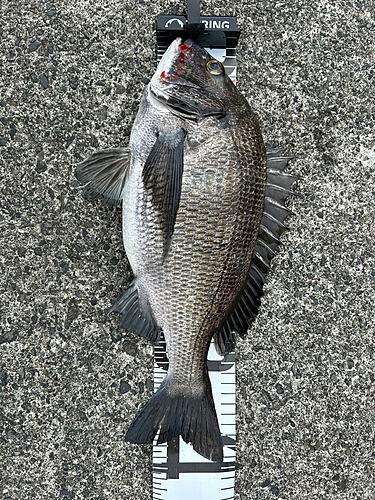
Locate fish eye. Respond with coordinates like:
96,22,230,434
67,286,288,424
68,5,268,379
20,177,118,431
206,60,223,76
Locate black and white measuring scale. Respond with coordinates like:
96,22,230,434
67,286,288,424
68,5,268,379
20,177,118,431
153,3,241,499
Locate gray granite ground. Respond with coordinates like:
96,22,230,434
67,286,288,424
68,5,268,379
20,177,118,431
1,0,374,499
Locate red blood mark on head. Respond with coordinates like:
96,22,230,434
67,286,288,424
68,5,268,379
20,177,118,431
176,42,192,77
179,43,190,53
159,42,193,82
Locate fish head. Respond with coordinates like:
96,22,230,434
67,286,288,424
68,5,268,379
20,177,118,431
150,38,245,120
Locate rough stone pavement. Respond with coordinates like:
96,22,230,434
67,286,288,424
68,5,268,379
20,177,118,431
0,0,374,499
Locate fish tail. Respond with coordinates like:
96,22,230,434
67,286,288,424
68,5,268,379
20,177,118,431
125,375,223,462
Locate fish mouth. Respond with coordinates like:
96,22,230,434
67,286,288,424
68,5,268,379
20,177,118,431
150,38,226,120
167,101,225,119
159,40,194,82
149,88,226,120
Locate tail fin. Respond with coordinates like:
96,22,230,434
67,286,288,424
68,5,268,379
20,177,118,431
125,377,223,462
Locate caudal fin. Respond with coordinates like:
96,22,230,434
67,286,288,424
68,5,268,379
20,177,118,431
125,378,223,462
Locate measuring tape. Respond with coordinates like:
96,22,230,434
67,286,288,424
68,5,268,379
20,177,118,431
153,341,236,500
153,12,240,496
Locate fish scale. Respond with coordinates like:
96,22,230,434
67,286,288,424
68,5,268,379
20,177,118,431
154,125,261,387
75,35,295,467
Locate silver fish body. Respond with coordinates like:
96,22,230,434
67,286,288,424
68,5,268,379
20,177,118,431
125,90,265,377
76,38,295,461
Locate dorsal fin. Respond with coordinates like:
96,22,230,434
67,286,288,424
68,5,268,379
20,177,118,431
214,149,297,355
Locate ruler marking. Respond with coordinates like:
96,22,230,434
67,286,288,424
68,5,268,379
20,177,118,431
222,486,235,491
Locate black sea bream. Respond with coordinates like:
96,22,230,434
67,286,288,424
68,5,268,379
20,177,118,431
75,38,295,462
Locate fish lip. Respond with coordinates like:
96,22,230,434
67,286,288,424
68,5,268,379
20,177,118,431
150,38,226,120
149,86,226,120
166,101,226,120
151,38,200,94
153,38,194,85
159,39,194,83
148,86,199,120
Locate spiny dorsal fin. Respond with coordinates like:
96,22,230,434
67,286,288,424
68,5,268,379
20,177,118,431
75,147,130,206
214,148,297,355
142,130,186,258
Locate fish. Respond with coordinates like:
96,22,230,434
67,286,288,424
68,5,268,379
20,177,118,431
75,37,295,462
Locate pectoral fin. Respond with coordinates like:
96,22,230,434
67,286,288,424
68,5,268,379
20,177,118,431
75,147,131,205
142,130,186,258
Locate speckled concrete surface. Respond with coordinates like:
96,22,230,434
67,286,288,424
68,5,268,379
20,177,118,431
1,0,374,499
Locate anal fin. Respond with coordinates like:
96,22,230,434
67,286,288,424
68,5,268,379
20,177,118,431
109,280,160,343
